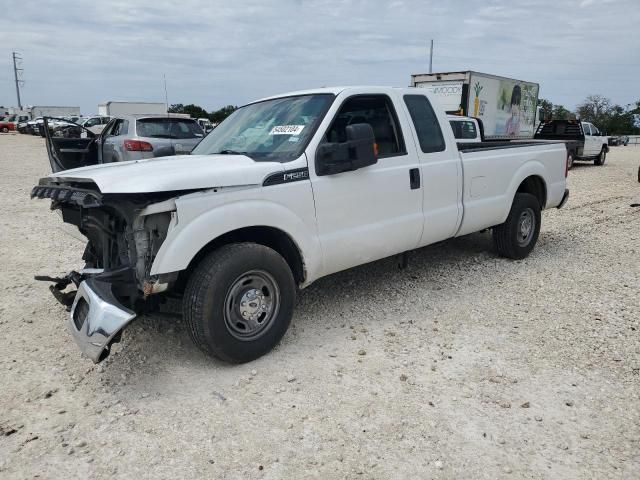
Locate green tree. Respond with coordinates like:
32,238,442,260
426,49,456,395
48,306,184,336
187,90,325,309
576,95,612,128
538,98,553,121
168,103,184,113
604,105,636,134
552,104,571,120
210,105,237,124
168,103,210,119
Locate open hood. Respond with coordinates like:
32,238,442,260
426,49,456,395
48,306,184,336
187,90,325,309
49,154,284,193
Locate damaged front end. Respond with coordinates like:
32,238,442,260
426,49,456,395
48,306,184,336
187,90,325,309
31,179,182,362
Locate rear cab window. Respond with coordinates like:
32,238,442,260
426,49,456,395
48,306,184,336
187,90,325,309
136,118,204,139
324,94,406,158
449,120,477,140
403,95,445,153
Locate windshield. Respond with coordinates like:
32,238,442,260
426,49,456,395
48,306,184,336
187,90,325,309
137,118,204,139
191,93,335,161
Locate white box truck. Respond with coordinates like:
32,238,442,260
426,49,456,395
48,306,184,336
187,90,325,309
98,101,167,117
29,106,81,118
410,71,539,140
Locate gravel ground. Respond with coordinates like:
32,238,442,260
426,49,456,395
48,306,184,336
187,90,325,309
1,133,639,479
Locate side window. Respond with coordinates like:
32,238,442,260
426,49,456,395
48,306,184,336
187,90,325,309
86,117,99,127
450,120,477,140
324,95,405,158
403,95,445,153
110,120,128,136
461,121,477,139
582,123,591,135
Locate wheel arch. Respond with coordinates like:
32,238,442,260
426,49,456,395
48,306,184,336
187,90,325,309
181,226,306,288
516,174,547,209
150,197,322,286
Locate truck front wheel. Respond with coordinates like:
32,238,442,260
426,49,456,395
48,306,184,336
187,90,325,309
594,147,607,166
493,193,541,260
183,243,296,363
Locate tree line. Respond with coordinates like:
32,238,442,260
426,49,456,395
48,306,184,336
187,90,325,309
538,96,640,135
167,103,237,124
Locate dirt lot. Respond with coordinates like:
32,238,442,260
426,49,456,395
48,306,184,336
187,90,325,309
1,133,639,479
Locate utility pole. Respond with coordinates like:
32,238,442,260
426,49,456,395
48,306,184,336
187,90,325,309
428,39,434,74
12,52,24,109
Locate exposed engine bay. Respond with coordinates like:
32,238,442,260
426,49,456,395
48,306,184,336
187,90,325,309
31,178,189,311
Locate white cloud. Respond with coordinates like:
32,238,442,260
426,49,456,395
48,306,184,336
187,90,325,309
0,0,638,113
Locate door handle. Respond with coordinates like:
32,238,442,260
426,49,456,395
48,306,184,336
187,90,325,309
409,168,420,190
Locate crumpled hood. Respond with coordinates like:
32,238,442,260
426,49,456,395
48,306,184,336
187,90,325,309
50,154,284,193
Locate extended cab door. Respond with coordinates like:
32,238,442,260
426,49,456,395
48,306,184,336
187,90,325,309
402,94,462,246
44,118,99,173
309,92,424,276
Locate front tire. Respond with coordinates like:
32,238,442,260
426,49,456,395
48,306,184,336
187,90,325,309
183,243,296,363
493,193,541,260
567,152,574,170
594,147,607,166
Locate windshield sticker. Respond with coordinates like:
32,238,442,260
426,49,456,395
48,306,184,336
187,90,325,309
269,125,305,135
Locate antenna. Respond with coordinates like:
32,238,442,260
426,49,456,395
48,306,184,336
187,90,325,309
163,73,169,115
428,40,434,74
163,73,173,151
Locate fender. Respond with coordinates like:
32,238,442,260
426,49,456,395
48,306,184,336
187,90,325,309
501,160,552,222
149,197,323,286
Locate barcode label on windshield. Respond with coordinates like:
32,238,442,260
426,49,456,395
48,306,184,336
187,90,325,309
269,125,305,135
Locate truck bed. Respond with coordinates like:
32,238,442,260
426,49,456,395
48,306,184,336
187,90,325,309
457,140,562,152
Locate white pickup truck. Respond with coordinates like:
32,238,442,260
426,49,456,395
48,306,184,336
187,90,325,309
33,86,569,364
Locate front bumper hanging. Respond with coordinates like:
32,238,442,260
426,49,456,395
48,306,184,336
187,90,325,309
69,278,137,363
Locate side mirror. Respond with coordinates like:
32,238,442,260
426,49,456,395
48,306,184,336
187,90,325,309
316,123,378,176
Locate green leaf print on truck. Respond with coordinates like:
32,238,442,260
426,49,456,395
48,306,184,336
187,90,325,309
473,82,483,117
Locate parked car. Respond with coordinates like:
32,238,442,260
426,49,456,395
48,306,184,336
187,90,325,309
17,119,31,133
609,135,629,146
197,117,214,133
31,118,47,136
49,116,84,136
0,114,30,133
33,86,569,364
99,115,205,162
534,119,609,169
80,116,112,135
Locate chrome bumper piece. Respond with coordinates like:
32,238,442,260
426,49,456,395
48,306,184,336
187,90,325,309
69,279,136,363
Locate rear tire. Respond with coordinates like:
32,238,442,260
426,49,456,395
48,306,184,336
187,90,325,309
493,193,541,260
567,152,574,170
183,243,296,363
1,127,8,133
594,147,607,166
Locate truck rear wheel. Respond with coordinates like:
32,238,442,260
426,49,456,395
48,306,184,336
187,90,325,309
183,243,296,363
594,147,607,166
493,193,541,260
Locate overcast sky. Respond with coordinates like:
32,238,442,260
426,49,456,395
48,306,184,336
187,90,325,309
1,0,638,114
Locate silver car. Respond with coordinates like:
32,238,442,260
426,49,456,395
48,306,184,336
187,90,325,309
100,115,205,162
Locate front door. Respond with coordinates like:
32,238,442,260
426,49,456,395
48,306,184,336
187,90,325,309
582,122,598,156
44,118,99,173
310,93,424,277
